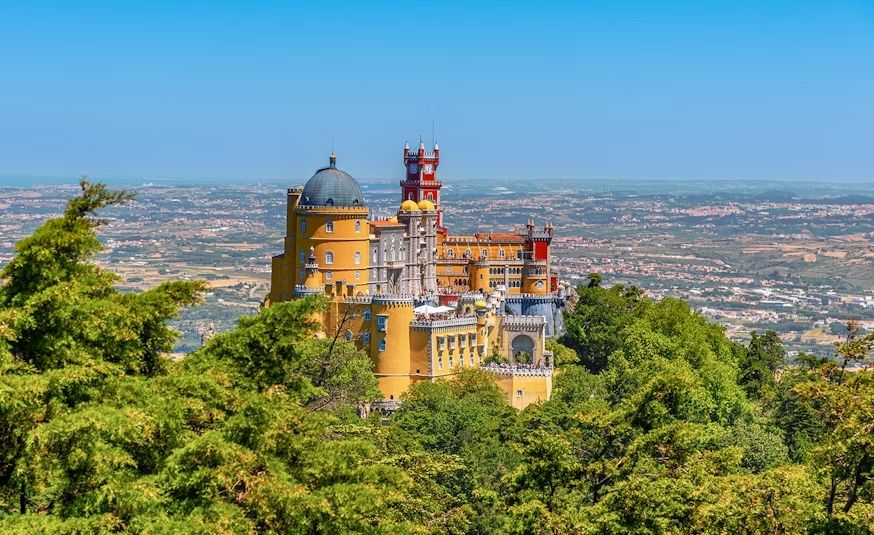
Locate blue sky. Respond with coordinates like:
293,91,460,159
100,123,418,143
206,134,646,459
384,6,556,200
1,1,872,182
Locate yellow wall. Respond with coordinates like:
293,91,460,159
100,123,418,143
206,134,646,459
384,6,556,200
370,300,415,400
294,206,370,290
494,374,553,410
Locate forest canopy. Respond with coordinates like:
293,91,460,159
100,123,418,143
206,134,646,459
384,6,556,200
0,182,871,533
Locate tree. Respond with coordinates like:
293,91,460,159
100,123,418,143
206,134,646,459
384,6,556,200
560,283,646,372
738,330,785,399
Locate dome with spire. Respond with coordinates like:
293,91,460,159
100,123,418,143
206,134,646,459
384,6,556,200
301,154,364,207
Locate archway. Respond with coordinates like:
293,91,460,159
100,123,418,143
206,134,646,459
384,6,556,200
511,335,535,364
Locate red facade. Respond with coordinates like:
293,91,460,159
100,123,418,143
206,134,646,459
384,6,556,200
402,141,444,230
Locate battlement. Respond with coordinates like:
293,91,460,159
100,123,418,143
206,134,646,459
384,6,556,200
502,315,547,328
410,315,477,329
480,364,553,377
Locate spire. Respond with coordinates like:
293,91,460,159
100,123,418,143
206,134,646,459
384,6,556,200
433,141,439,151
404,141,410,150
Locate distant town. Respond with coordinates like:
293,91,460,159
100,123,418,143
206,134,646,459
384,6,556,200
2,176,873,356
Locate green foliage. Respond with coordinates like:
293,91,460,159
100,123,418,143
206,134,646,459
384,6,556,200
1,184,872,532
560,283,646,372
738,330,785,400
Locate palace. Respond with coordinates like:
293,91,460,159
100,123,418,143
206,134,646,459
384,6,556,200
269,143,567,409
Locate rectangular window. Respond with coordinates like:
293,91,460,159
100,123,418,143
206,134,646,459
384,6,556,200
376,315,387,332
325,220,334,233
363,309,371,321
300,250,306,264
470,354,474,366
449,336,456,350
378,339,386,352
300,269,305,279
300,219,307,232
516,389,523,398
437,336,445,350
325,251,334,264
354,270,360,279
461,336,467,348
325,271,333,280
363,332,370,344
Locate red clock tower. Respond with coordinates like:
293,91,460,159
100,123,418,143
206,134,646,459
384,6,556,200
401,140,444,231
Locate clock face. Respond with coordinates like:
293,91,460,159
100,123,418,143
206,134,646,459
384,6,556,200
409,163,419,174
423,164,433,174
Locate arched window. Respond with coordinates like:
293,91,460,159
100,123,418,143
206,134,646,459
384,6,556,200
354,220,361,233
481,249,488,258
325,220,334,233
300,219,307,232
427,192,434,200
499,249,505,258
325,271,333,280
447,249,454,258
325,251,334,264
364,309,371,321
363,332,370,344
372,248,378,262
464,248,471,258
378,339,386,352
354,270,360,279
344,330,352,341
354,251,361,265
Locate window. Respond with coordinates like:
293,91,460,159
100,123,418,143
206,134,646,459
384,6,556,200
354,251,361,265
437,337,445,350
449,336,457,350
325,271,333,280
354,270,360,279
516,389,523,398
377,315,387,332
378,339,386,352
300,250,306,264
300,219,307,232
363,332,370,344
363,309,371,321
344,330,352,341
499,249,505,258
470,354,475,366
325,220,334,233
325,251,334,264
407,192,414,200
427,192,434,200
355,220,361,233
372,248,377,262
300,269,305,279
447,249,454,258
461,336,467,348
438,356,443,370
536,280,544,290
464,248,471,258
449,356,454,368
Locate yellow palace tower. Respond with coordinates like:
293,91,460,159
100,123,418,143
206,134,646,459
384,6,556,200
270,146,568,410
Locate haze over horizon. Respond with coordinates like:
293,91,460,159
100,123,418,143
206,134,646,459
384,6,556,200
1,1,873,182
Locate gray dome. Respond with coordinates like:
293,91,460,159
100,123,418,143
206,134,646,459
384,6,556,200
300,154,364,207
